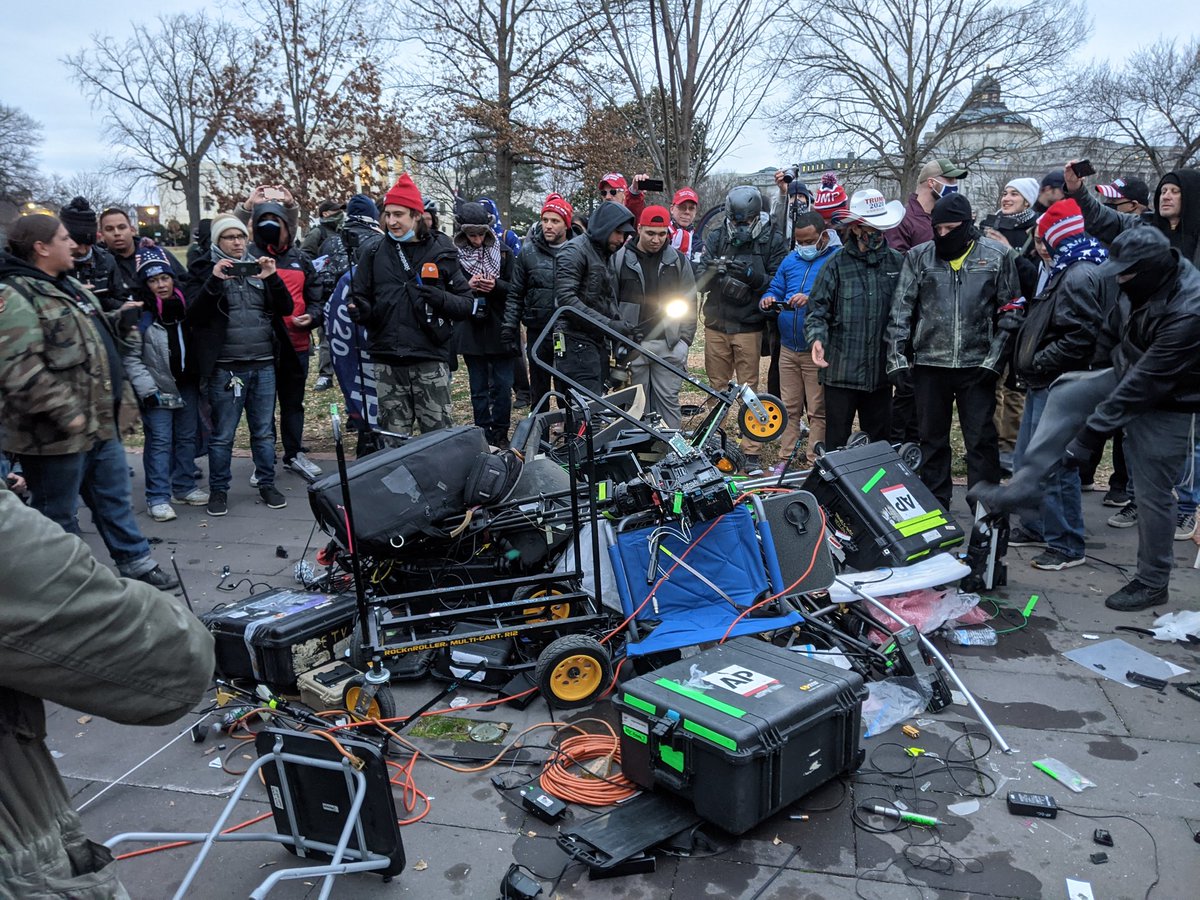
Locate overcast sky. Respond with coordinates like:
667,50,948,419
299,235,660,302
2,0,1189,200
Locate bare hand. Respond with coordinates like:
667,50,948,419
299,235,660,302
468,274,488,291
759,295,776,310
292,313,313,327
247,185,270,208
6,473,26,493
65,413,86,434
789,293,808,309
120,299,142,312
274,185,294,205
630,173,650,194
811,340,829,368
1063,160,1084,193
213,258,235,280
984,227,1011,248
774,170,788,191
257,256,276,278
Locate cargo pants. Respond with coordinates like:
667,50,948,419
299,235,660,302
375,361,453,439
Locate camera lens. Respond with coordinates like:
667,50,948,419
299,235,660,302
782,171,793,184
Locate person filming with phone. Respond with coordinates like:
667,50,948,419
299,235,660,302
185,214,293,517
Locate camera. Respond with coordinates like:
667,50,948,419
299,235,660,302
782,165,800,184
228,261,261,277
766,298,789,313
600,451,736,524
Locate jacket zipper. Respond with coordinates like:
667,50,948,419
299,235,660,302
951,266,961,368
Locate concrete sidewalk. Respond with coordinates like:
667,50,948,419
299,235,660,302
52,451,1200,899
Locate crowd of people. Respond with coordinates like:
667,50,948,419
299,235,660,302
1,159,1199,611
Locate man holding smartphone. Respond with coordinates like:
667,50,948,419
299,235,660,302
185,214,294,516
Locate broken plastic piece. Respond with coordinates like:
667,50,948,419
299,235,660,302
1093,828,1113,847
1089,852,1108,864
1032,757,1096,793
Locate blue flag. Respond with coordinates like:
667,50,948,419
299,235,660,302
324,269,378,430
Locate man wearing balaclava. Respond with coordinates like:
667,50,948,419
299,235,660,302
886,193,1022,510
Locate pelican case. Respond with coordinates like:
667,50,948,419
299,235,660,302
613,638,866,834
801,442,964,569
202,589,357,691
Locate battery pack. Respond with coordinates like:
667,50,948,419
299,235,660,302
613,638,866,834
801,442,964,569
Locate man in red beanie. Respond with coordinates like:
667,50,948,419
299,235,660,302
348,173,473,439
503,192,574,410
1005,199,1115,570
612,205,697,427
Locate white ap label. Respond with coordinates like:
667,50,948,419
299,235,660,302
881,484,927,521
702,665,779,697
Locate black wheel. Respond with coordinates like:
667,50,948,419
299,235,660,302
513,582,575,623
898,441,923,472
846,431,870,449
812,441,826,458
738,393,787,442
343,675,397,721
535,635,612,709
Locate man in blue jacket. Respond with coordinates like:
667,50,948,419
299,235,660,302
758,211,838,466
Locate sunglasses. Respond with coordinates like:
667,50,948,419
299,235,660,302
601,188,622,197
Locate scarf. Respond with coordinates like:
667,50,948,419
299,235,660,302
457,238,501,279
1051,234,1107,276
993,208,1037,230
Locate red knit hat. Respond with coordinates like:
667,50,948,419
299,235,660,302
812,171,848,221
383,173,423,211
541,193,573,229
639,205,670,227
1037,199,1085,249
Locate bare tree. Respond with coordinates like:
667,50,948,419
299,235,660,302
1067,38,1200,177
775,0,1082,194
590,0,784,193
41,170,131,212
220,0,410,216
0,104,43,203
64,13,259,229
404,0,600,221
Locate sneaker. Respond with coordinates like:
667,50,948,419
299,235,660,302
1080,481,1096,492
137,565,180,590
250,472,260,487
1007,526,1045,548
313,376,332,392
1107,503,1138,529
1104,578,1168,611
171,488,210,506
1175,512,1197,541
1031,549,1085,571
744,455,764,476
285,453,323,480
207,491,228,517
1102,488,1132,508
260,485,288,509
148,503,177,522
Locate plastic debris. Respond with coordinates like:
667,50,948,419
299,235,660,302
1033,757,1096,792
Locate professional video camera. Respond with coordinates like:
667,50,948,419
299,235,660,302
600,444,736,525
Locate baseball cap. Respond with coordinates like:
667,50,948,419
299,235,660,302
918,159,969,182
317,199,345,216
600,172,628,192
671,187,699,206
1040,170,1066,191
639,205,670,227
1097,226,1171,275
1096,177,1150,207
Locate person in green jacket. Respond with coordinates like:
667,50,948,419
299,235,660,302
0,486,215,898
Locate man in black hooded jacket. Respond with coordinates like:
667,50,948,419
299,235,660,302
552,200,637,394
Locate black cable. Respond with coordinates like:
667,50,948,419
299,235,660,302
217,578,275,594
1060,808,1160,900
746,843,802,900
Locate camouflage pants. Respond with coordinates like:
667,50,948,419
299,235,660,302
375,361,452,439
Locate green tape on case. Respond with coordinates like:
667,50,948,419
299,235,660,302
655,679,747,718
622,693,655,715
683,719,737,751
659,744,685,772
861,467,887,493
623,725,648,744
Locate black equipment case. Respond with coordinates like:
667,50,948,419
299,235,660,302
308,425,489,555
202,589,357,690
801,442,964,569
613,638,866,834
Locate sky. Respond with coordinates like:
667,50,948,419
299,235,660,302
2,0,1189,201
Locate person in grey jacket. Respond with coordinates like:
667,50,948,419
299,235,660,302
613,205,697,428
0,486,215,899
123,248,206,521
886,193,1022,508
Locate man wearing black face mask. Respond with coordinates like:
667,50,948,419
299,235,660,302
886,193,1022,510
1059,227,1200,610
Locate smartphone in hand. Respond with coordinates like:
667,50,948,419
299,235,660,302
1069,159,1096,178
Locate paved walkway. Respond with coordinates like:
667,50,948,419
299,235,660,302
54,452,1200,899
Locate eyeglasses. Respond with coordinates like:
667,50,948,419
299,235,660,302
601,188,622,197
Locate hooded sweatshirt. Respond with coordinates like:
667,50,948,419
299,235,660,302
1153,169,1200,264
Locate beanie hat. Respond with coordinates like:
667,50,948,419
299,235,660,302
134,246,173,284
346,193,379,220
60,196,98,245
639,205,670,227
1036,199,1085,249
812,172,848,220
1005,178,1040,208
541,193,573,229
210,214,249,242
930,193,974,226
383,173,423,211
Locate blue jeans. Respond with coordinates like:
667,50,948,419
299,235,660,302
1174,436,1200,516
207,364,277,492
19,438,155,577
1014,386,1085,557
464,355,515,438
141,383,200,505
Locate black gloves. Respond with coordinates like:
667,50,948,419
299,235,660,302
888,367,912,389
416,283,442,309
500,326,520,355
1062,427,1105,469
346,301,366,323
609,318,635,338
